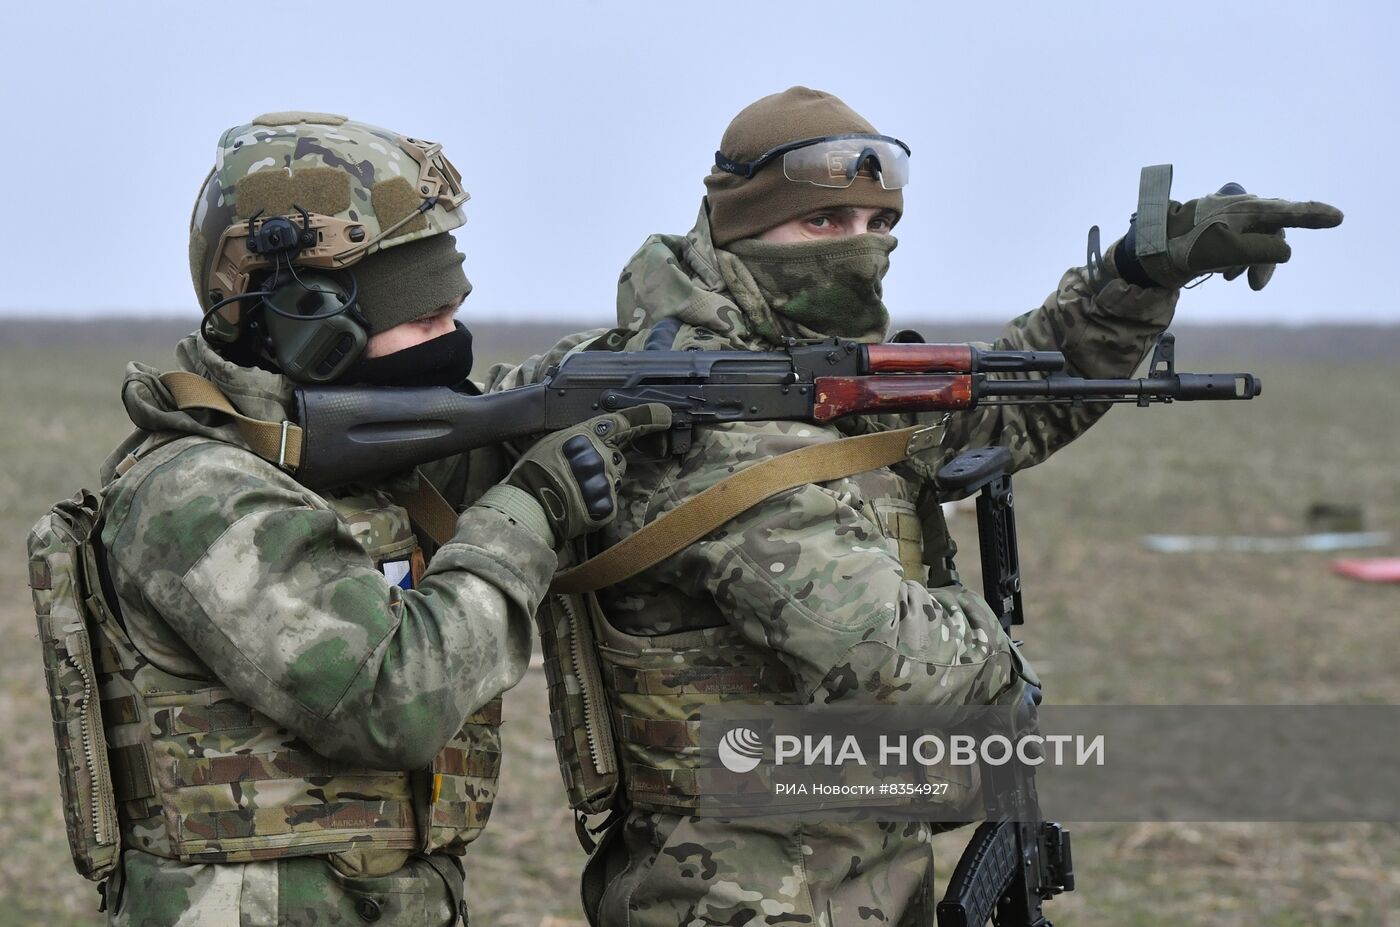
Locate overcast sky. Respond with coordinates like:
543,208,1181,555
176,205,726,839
0,0,1394,325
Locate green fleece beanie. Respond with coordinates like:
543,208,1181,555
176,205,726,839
705,86,904,247
352,233,471,333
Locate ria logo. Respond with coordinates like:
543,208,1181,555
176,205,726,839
718,727,764,773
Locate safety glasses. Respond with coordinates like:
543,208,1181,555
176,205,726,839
714,134,911,189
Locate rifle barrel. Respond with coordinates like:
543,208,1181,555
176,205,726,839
980,373,1261,400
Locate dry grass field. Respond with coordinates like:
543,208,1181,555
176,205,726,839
1,320,1397,925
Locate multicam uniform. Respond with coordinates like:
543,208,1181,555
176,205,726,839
553,207,1178,925
89,336,554,926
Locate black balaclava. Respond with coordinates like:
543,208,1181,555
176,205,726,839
341,321,476,389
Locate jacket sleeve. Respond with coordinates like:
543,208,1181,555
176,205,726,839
643,422,1028,706
888,269,1178,483
103,442,557,769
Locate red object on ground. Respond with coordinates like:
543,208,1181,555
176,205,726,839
1332,558,1400,583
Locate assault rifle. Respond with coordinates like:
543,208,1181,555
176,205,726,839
293,331,1259,489
935,445,1073,927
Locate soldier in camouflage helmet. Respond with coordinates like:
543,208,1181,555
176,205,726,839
495,87,1341,925
76,112,667,926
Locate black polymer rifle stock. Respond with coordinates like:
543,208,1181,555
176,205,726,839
293,331,1260,490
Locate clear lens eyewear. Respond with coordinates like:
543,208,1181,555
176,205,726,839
715,134,911,190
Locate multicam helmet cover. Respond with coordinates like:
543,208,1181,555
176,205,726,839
189,111,469,333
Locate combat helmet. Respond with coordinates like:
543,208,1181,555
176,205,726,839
189,111,470,375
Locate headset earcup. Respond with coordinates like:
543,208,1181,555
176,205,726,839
269,312,367,384
261,272,368,384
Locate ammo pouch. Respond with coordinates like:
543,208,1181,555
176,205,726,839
27,489,120,881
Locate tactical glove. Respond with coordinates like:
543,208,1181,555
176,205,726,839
1105,165,1342,291
506,403,672,543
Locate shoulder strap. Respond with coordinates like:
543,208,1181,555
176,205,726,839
390,475,459,548
160,371,463,544
159,371,304,470
550,423,943,594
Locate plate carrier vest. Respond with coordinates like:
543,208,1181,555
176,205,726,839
29,435,501,879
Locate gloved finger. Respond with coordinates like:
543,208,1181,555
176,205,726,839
1248,262,1277,291
1234,198,1344,232
1245,229,1284,290
1212,228,1294,266
604,402,674,445
1222,266,1247,282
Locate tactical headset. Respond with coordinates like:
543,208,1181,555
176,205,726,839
200,207,369,384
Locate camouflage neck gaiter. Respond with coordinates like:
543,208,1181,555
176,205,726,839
716,234,895,345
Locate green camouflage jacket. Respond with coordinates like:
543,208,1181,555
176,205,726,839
565,206,1178,926
93,335,555,926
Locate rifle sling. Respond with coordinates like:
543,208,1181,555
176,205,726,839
159,371,305,470
551,423,941,594
389,477,460,548
159,371,460,546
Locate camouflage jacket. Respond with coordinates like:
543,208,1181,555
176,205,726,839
550,206,1178,926
93,335,555,926
603,205,1178,644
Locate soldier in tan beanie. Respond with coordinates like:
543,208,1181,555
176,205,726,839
705,86,906,246
524,87,1342,926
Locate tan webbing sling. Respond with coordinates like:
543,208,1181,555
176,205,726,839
550,423,943,594
388,476,461,547
160,372,306,471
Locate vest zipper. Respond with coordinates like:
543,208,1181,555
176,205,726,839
558,595,616,776
65,626,115,847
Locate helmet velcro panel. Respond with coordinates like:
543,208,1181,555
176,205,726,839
370,177,430,240
251,111,347,127
234,167,352,221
